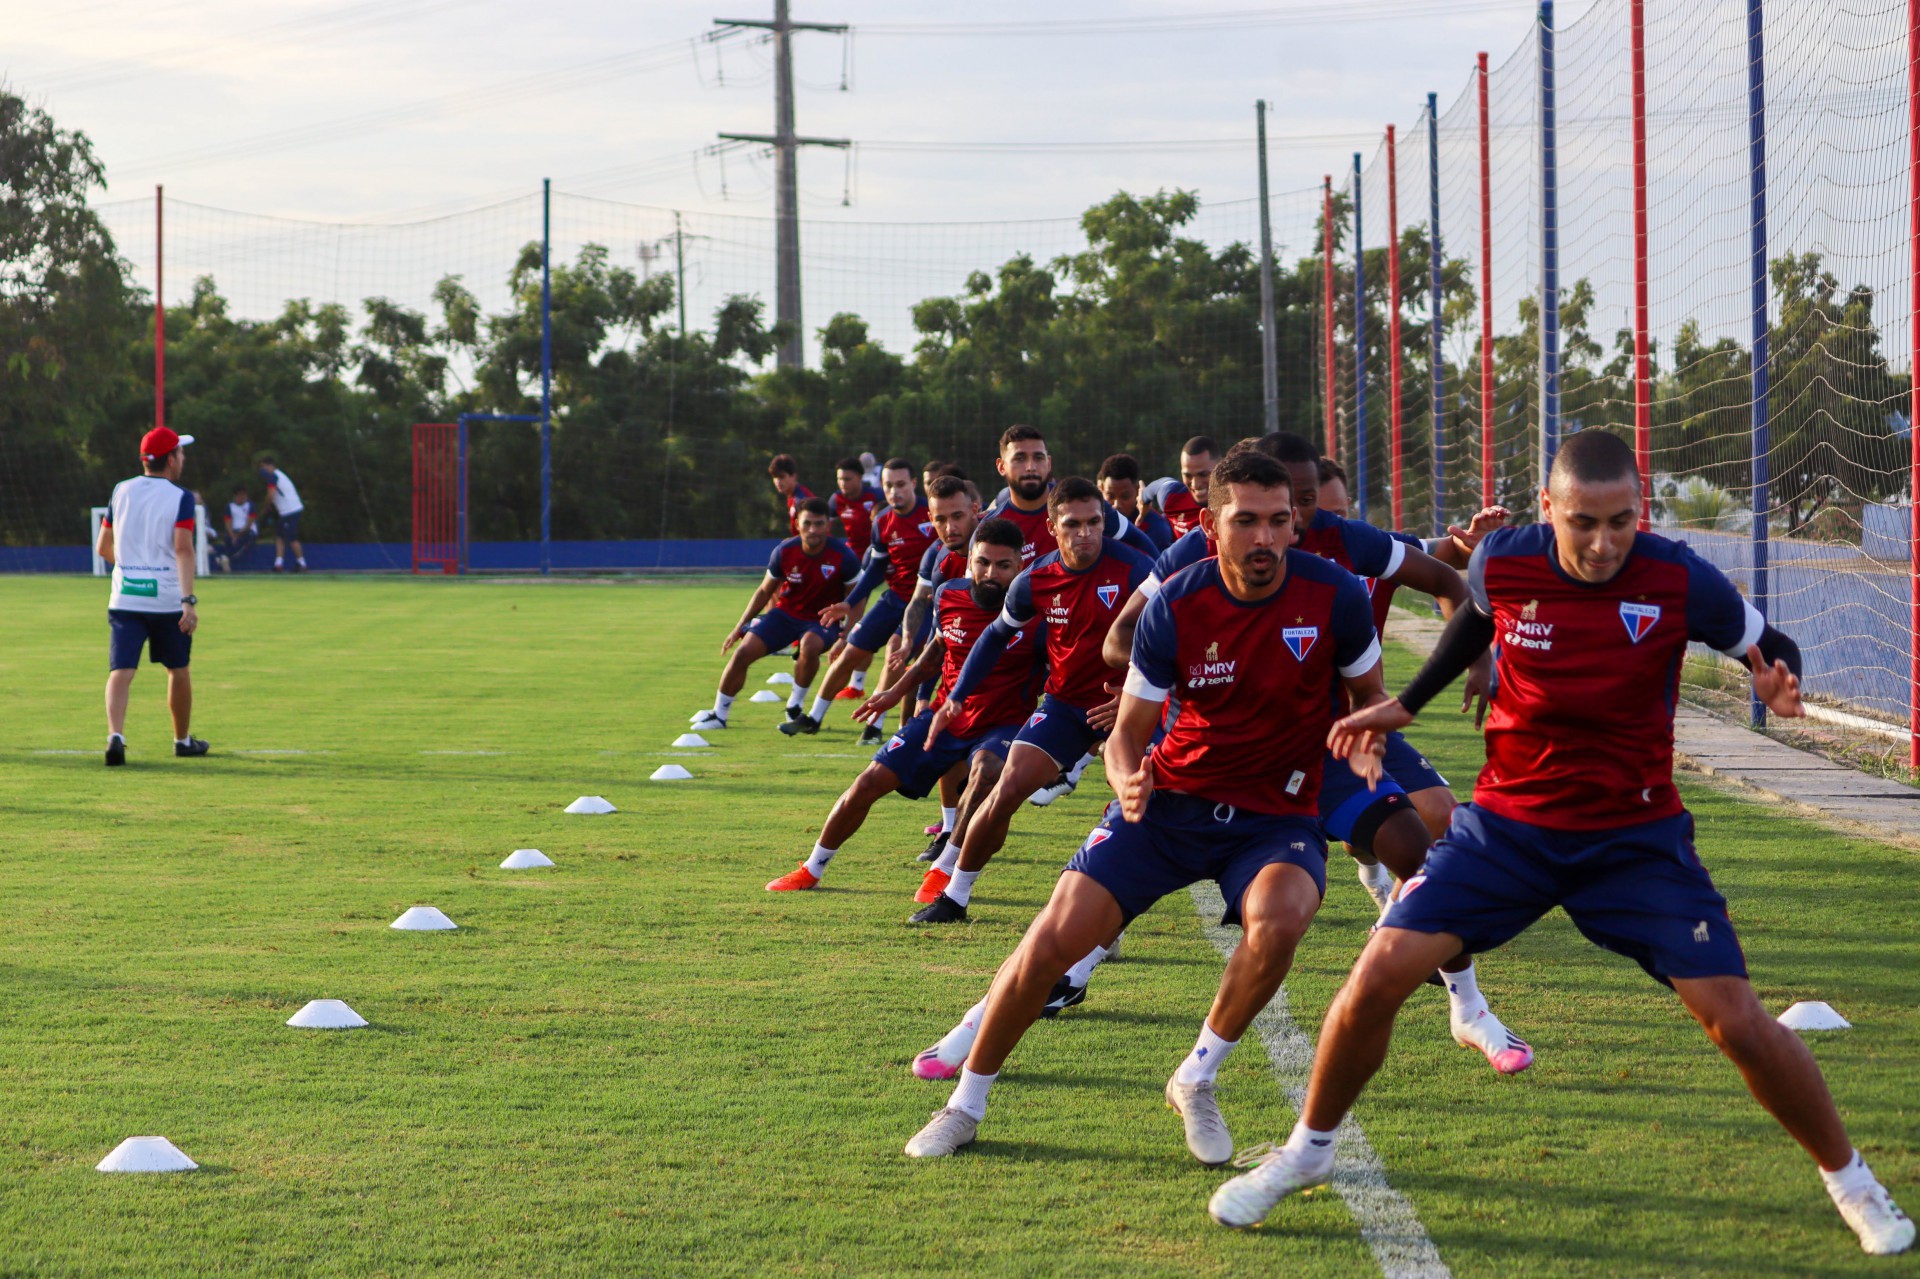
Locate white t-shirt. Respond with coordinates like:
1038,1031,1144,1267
105,475,195,613
228,500,252,531
267,468,304,515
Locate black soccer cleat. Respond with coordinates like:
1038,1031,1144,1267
174,737,211,757
1039,976,1088,1018
859,724,887,747
909,893,969,924
778,715,820,736
105,738,126,767
784,704,804,723
917,829,950,862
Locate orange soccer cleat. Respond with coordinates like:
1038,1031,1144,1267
913,867,951,904
765,865,822,892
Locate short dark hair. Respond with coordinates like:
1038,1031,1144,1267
257,454,277,466
232,484,249,494
767,454,799,477
1317,456,1348,486
796,496,832,519
1208,450,1292,512
1182,435,1219,459
1550,428,1638,487
999,424,1046,453
1249,431,1319,467
922,459,948,474
928,474,970,502
1097,453,1141,484
962,479,982,506
973,517,1024,553
928,461,967,481
1047,475,1101,514
882,456,914,475
836,456,864,475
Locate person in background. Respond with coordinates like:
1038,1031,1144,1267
860,451,882,491
768,454,812,534
214,483,256,571
257,455,307,573
1097,453,1174,550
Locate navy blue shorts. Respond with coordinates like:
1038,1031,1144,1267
276,511,302,542
1067,791,1327,928
108,609,192,671
1382,731,1449,794
1011,694,1101,769
1317,751,1410,845
1384,804,1747,985
849,588,914,653
872,710,1019,800
747,609,838,653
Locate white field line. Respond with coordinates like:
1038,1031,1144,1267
1189,884,1449,1279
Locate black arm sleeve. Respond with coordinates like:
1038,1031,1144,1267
1398,605,1497,715
1753,624,1802,680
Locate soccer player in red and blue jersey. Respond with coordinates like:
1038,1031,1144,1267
828,455,882,557
767,453,812,535
906,478,1154,927
1097,453,1175,551
905,450,1390,1163
764,519,1039,893
691,499,858,733
1140,434,1217,540
1212,430,1914,1256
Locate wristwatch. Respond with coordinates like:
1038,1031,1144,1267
181,594,198,605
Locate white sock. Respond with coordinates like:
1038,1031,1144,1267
712,691,735,721
948,1067,997,1121
869,709,887,733
933,841,963,874
1444,961,1483,1018
175,736,192,746
946,867,980,906
940,805,958,832
851,669,867,692
275,557,284,567
1066,750,1096,784
936,998,989,1065
1821,1149,1877,1198
809,695,830,721
787,683,810,709
1284,1119,1339,1171
108,732,124,744
1064,943,1107,988
803,842,836,879
297,556,307,567
1174,1021,1238,1085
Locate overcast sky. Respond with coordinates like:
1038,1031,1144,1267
12,0,1551,224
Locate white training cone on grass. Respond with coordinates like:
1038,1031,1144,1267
390,906,458,931
671,733,711,748
564,795,617,814
97,1137,197,1173
766,672,795,685
650,764,693,781
749,690,783,704
287,999,367,1029
500,848,554,869
1778,1000,1851,1030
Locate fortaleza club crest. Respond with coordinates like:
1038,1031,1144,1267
918,522,934,536
820,564,837,578
1081,828,1112,851
1282,626,1319,661
1026,711,1048,728
1095,584,1120,608
1619,601,1661,643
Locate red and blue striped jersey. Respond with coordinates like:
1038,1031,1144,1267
1000,540,1155,709
918,540,968,593
1294,508,1409,637
784,483,814,534
830,486,883,556
932,579,1042,737
766,536,860,620
1143,477,1205,539
872,500,936,601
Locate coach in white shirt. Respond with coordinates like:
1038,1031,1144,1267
258,454,307,572
96,426,209,766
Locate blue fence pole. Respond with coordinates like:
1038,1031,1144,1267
1746,0,1771,728
1427,93,1447,538
541,178,553,578
1539,0,1561,478
1352,152,1369,522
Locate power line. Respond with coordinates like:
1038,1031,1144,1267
858,0,1542,38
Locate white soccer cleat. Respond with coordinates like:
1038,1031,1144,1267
689,711,727,731
1451,1004,1534,1075
1165,1077,1234,1166
1831,1180,1915,1256
1104,931,1124,962
1355,860,1396,913
1208,1142,1334,1228
904,1107,979,1158
1027,776,1075,807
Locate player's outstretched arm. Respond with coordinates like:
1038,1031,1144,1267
1389,544,1493,721
1103,692,1161,822
1428,505,1510,568
1747,636,1805,718
1102,587,1151,669
726,574,778,651
856,636,945,724
899,582,936,658
1333,602,1498,756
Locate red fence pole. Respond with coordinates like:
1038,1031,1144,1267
154,185,165,430
1323,175,1339,462
1477,52,1495,509
1387,125,1405,531
1632,0,1653,529
1909,0,1918,770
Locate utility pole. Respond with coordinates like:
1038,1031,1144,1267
715,0,848,369
1255,101,1279,433
674,211,688,339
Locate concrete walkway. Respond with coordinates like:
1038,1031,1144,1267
1386,609,1920,851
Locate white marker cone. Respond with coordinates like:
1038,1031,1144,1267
671,733,711,748
500,848,554,869
749,690,783,704
97,1137,197,1173
287,999,368,1029
650,764,693,781
766,672,795,685
564,795,617,814
1778,1000,1851,1030
391,906,457,931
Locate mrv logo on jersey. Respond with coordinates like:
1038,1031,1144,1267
1188,639,1239,688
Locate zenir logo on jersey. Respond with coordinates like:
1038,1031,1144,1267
1282,626,1319,661
1619,601,1661,643
1095,584,1120,609
1189,635,1238,687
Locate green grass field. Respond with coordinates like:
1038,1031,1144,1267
0,575,1914,1277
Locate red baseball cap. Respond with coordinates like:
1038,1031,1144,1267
140,426,195,460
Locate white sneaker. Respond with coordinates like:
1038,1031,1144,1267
904,1107,979,1158
1831,1180,1915,1255
1028,776,1075,807
1165,1077,1233,1166
1450,1003,1534,1075
1208,1142,1334,1228
1355,860,1395,913
689,711,727,731
1104,931,1124,962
